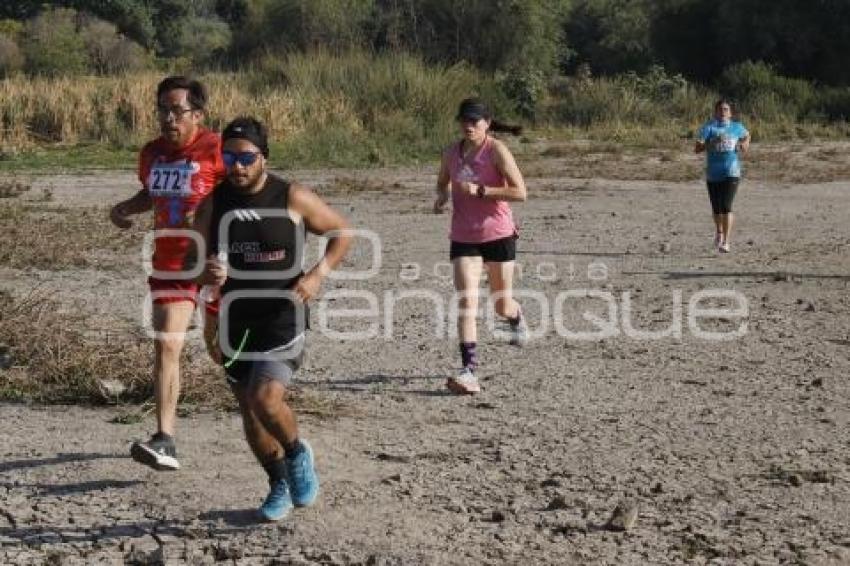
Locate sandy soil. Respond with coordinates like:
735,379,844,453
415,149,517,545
1,144,849,565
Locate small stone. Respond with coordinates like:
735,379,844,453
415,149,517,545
0,349,12,370
97,378,127,398
789,474,803,487
650,482,663,494
490,510,506,523
381,474,402,484
126,535,162,564
546,496,569,511
812,377,824,388
605,499,638,532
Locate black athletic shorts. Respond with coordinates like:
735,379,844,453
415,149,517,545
706,178,739,214
450,235,517,262
222,316,306,389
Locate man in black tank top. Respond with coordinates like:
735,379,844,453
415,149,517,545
192,117,352,521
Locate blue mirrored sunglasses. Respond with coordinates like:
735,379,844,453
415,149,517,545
222,151,261,168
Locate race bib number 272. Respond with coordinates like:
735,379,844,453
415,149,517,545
147,161,199,198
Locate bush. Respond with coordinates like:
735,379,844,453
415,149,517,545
552,74,652,126
720,61,815,120
0,19,22,39
0,34,23,78
500,68,547,121
816,87,850,121
166,16,231,67
79,18,152,75
22,7,89,77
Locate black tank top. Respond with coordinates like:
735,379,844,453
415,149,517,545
210,174,306,326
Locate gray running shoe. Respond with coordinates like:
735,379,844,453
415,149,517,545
130,433,180,471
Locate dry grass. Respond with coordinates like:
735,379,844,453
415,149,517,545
325,176,405,195
0,288,154,404
0,178,31,198
0,289,349,418
0,72,302,150
0,202,143,269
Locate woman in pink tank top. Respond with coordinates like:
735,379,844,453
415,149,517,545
434,98,528,395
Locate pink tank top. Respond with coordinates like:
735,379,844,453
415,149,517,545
448,136,517,243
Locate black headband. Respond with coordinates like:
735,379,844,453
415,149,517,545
222,120,269,157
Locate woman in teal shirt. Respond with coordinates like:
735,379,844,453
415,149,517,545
695,99,750,253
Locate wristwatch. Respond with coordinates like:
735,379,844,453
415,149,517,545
476,184,486,198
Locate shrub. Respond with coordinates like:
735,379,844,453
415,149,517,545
80,18,152,75
720,61,814,120
167,16,232,67
22,7,89,77
500,67,547,121
816,87,850,121
0,34,23,78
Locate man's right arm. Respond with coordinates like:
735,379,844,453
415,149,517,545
110,189,152,229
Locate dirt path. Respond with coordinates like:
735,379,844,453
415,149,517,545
1,154,849,564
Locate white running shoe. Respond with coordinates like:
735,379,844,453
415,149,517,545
493,314,529,346
446,367,480,395
719,241,730,253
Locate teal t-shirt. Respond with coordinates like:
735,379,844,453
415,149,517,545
697,119,749,182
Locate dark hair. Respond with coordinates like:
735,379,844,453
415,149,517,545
455,97,522,136
222,116,269,157
156,76,208,111
714,98,733,112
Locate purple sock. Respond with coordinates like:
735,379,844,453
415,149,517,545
459,342,477,370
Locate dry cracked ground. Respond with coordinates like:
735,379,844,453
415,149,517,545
1,141,849,565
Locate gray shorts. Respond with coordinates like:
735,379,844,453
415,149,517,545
224,333,305,389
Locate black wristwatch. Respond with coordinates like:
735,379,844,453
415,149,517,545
476,184,486,198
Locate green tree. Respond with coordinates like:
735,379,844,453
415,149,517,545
651,0,850,86
168,16,232,65
22,7,89,76
267,0,374,52
370,0,570,74
79,15,151,74
564,0,654,74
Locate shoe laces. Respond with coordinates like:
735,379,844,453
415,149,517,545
264,480,289,505
289,451,310,484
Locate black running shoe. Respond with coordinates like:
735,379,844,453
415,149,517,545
130,433,180,471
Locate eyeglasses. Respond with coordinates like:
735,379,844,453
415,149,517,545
156,105,196,120
222,151,262,168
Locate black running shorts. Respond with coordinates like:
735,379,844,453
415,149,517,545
222,320,305,389
450,235,517,262
706,178,739,215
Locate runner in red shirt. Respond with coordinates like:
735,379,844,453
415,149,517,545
109,76,225,471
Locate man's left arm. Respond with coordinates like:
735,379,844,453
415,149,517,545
288,184,353,303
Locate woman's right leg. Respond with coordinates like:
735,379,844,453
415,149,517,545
453,255,483,344
707,182,723,247
718,178,739,250
449,255,483,393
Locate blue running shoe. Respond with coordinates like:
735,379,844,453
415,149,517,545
259,479,293,522
286,439,319,507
